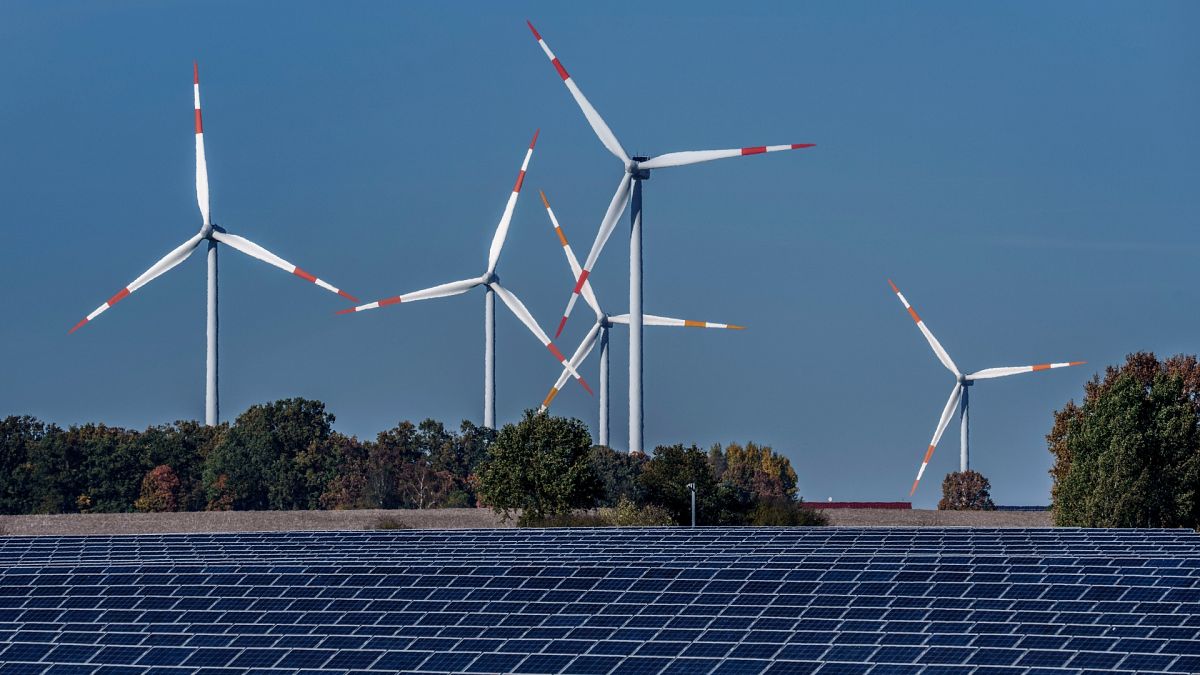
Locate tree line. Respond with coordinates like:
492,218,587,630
0,400,822,526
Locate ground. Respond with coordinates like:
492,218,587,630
0,507,1051,536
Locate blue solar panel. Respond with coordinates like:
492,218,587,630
0,528,1199,673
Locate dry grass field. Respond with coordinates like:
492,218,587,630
0,508,1051,536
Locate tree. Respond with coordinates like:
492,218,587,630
475,411,601,526
640,444,723,525
134,465,181,512
938,470,995,511
588,445,646,507
75,424,145,512
715,441,799,501
365,421,421,508
1049,353,1200,528
203,398,336,510
0,416,59,514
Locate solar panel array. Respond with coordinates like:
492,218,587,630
0,528,1197,674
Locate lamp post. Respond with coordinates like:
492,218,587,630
686,483,696,528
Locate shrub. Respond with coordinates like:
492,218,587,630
749,497,829,526
609,496,675,526
373,516,413,530
938,470,996,511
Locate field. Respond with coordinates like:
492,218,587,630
0,508,1051,536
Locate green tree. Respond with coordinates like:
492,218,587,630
1051,356,1200,528
0,416,57,514
365,421,421,508
75,424,145,512
588,445,646,507
138,421,225,511
639,444,725,525
203,398,336,510
475,411,601,525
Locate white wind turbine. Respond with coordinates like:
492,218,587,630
338,131,590,429
527,21,813,453
536,191,744,447
888,279,1085,496
70,63,358,426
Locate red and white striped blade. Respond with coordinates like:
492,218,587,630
556,173,632,337
194,62,210,226
526,21,628,164
540,320,603,413
487,130,539,276
640,144,815,171
69,233,204,333
967,361,1086,380
490,280,591,395
540,190,601,317
637,314,746,330
210,230,358,302
337,276,483,315
888,279,960,377
911,383,963,497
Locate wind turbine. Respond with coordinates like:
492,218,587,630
888,279,1084,496
527,21,813,453
537,191,744,447
337,131,590,429
69,63,358,426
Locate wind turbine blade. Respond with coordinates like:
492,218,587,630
888,279,960,377
490,281,592,395
337,277,482,314
69,233,204,333
540,190,601,317
194,62,210,226
639,314,746,330
556,173,632,337
967,361,1087,380
910,383,963,496
526,21,629,164
640,144,815,170
487,130,539,275
541,320,603,412
210,230,358,302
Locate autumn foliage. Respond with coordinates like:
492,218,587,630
938,470,995,511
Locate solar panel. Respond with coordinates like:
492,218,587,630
0,528,1198,673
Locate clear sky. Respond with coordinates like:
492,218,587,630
1,1,1196,507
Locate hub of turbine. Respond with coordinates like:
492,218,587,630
630,156,650,180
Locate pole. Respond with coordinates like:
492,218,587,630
629,173,645,455
599,324,609,447
959,383,970,472
205,239,218,426
687,482,696,527
484,286,496,429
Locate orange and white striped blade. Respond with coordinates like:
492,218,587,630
194,62,210,226
210,230,357,302
69,233,204,333
540,320,603,412
490,281,591,395
487,130,539,276
967,361,1086,380
540,190,600,317
640,144,815,171
556,173,632,337
888,279,960,377
337,276,482,315
634,314,746,330
527,21,628,164
911,383,963,496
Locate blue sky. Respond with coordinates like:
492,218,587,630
1,1,1197,507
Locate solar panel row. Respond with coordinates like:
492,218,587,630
0,528,1195,674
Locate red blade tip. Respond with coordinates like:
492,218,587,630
791,143,816,149
68,318,88,334
529,128,540,149
555,316,568,339
337,290,360,303
193,61,199,84
526,20,542,40
335,307,357,316
579,377,593,396
887,278,899,293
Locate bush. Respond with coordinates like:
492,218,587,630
609,496,675,526
134,465,181,513
373,516,413,530
749,497,829,526
938,470,996,511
